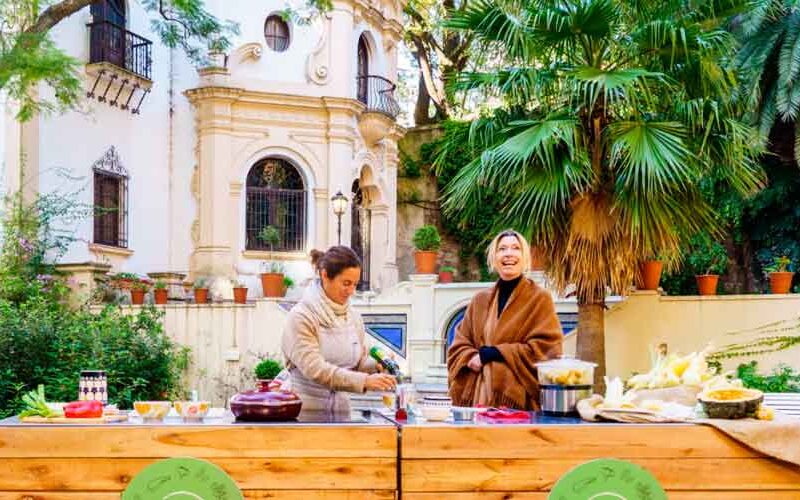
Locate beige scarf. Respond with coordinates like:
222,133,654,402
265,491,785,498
300,280,351,328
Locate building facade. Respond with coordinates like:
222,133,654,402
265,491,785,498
1,0,405,297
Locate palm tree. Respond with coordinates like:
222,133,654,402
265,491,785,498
437,0,765,387
736,0,800,164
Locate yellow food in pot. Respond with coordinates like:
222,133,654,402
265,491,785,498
542,368,590,385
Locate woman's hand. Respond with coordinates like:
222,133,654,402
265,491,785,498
468,353,483,372
365,373,397,392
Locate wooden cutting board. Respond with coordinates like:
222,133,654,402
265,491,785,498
20,414,128,424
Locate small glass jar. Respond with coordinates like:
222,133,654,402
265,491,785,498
396,377,417,419
79,370,107,404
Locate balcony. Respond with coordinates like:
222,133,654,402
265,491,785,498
356,75,400,146
88,21,153,80
356,75,400,118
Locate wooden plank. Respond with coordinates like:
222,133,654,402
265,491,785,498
401,458,800,491
0,425,396,458
18,415,128,424
400,425,761,459
0,491,397,500
0,458,396,491
403,492,800,500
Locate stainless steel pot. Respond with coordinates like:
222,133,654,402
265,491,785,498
539,384,592,416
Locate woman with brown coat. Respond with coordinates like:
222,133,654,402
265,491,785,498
447,230,563,410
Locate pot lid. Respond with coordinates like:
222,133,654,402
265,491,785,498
534,355,597,369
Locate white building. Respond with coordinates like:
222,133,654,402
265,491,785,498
1,0,405,297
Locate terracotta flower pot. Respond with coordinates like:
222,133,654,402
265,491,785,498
531,247,546,271
130,289,146,305
233,287,248,304
414,251,438,274
696,275,719,296
769,272,794,294
194,288,209,304
438,271,454,283
638,260,663,291
261,273,284,298
154,289,168,305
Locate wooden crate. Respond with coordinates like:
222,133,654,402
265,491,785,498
0,424,397,499
400,423,800,498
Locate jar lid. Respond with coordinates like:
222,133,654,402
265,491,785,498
534,355,597,369
81,370,106,376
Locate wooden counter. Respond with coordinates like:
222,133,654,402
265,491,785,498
0,412,397,500
400,419,800,499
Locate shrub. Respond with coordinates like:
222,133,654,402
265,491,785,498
254,358,283,380
413,225,442,252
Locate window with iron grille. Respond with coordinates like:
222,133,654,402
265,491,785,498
246,158,306,252
92,146,129,248
264,15,290,52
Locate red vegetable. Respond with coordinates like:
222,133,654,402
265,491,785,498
64,400,104,418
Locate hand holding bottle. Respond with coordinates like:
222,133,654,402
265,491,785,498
365,373,397,392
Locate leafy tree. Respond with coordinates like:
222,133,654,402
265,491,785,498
0,0,238,121
437,0,765,386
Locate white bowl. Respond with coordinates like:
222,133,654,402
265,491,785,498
419,404,451,421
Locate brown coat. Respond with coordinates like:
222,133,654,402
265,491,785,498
447,278,563,410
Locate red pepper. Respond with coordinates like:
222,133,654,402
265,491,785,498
64,400,104,418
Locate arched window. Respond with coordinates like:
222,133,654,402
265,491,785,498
356,35,370,104
264,15,291,52
245,158,306,252
93,146,129,248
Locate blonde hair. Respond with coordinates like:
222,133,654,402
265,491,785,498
486,229,531,274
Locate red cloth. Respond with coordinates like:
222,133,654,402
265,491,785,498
476,407,531,423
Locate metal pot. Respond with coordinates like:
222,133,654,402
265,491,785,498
539,384,592,416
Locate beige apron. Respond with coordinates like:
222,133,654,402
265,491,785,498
289,322,363,413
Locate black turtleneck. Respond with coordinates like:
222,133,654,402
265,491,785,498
478,275,522,365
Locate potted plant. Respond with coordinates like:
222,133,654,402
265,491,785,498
282,275,294,297
638,258,663,291
765,256,794,294
153,280,169,305
259,226,285,297
412,225,441,274
130,279,150,305
688,235,728,296
233,279,248,304
110,272,139,290
193,277,210,304
439,265,456,283
206,37,228,68
254,357,284,392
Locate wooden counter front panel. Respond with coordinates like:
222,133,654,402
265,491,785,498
400,424,800,497
0,425,398,499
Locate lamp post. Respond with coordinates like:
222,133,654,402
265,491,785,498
331,189,348,245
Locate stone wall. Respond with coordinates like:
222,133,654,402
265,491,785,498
396,125,483,281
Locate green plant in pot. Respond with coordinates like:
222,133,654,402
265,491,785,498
153,280,169,305
413,225,441,274
688,235,728,296
193,277,210,304
232,279,248,304
439,265,456,283
130,279,150,305
765,256,794,294
259,226,285,298
282,275,295,297
254,357,284,392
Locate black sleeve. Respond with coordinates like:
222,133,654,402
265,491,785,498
479,346,505,364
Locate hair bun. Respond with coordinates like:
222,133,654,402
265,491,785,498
310,249,324,269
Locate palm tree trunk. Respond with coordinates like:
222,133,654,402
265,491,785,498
576,301,606,393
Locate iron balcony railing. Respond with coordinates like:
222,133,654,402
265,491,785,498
356,75,401,119
88,21,153,81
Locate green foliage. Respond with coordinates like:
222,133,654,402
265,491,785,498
1,0,238,122
765,256,792,273
412,225,441,251
737,361,800,393
259,226,281,251
193,277,208,289
283,275,295,289
254,358,283,380
154,280,168,290
399,148,422,178
709,315,800,361
687,233,729,276
438,0,765,303
440,265,456,273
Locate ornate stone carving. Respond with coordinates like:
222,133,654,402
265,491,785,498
306,14,332,86
92,146,128,177
358,112,394,147
234,42,263,64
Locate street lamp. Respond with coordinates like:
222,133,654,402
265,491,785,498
331,189,348,245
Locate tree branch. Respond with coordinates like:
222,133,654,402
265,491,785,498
26,0,94,35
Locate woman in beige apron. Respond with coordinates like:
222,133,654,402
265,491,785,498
281,246,396,413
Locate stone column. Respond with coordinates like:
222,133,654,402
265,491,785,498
406,274,438,382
